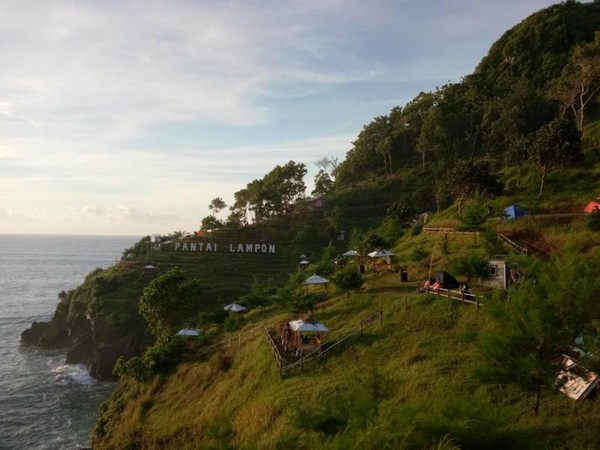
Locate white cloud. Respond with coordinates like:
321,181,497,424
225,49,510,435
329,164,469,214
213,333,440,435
0,0,562,235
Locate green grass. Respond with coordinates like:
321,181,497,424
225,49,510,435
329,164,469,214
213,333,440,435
92,272,600,449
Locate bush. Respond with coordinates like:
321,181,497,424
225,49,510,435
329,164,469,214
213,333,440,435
587,211,600,231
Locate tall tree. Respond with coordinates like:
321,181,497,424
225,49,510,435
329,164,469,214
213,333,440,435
528,117,582,196
446,158,502,216
551,32,600,133
208,197,227,216
139,268,201,343
478,257,599,416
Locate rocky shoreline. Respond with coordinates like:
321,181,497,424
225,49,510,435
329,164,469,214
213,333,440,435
21,277,149,381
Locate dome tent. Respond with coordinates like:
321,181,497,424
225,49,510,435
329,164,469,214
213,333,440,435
503,204,526,220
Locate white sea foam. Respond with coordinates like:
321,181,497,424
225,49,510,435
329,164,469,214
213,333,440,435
52,363,95,385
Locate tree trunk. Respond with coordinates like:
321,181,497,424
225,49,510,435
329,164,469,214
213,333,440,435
533,384,541,417
538,167,547,197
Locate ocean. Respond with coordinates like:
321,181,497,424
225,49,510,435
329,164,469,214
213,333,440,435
0,234,140,450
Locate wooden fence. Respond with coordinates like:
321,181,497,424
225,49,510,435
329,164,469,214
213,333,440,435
429,288,482,309
498,233,529,255
263,309,385,377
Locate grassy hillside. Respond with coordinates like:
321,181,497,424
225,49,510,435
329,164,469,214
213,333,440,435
91,194,600,449
92,273,600,449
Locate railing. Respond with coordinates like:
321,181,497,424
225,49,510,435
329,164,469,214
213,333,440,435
262,325,284,376
423,227,478,235
429,287,482,309
498,233,529,255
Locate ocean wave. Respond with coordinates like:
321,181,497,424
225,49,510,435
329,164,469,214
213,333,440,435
50,362,94,386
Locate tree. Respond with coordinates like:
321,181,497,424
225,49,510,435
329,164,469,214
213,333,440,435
312,170,333,197
551,32,600,133
478,257,599,416
139,268,201,343
208,197,227,216
450,253,489,284
240,161,307,220
331,267,364,299
528,117,582,196
460,201,488,230
446,158,502,216
201,215,222,232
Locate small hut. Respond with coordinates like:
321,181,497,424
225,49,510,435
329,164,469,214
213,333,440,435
559,355,600,401
368,249,395,274
281,319,329,355
303,273,330,293
176,328,201,336
224,303,247,313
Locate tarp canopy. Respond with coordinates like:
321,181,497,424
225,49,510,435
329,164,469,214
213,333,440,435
224,303,247,313
368,249,395,258
584,199,600,213
431,271,460,289
342,250,358,257
289,319,329,333
176,328,201,336
504,204,526,220
559,355,600,401
303,274,330,285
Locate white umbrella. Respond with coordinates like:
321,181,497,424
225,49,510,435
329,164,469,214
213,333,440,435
224,303,247,313
299,259,310,265
342,250,358,257
144,264,157,269
303,274,330,285
176,328,201,336
368,249,395,258
288,319,330,333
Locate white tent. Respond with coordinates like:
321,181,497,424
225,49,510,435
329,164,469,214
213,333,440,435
224,303,247,313
289,319,330,333
144,264,157,269
299,259,310,265
368,249,395,258
176,328,201,336
342,250,358,257
303,274,330,285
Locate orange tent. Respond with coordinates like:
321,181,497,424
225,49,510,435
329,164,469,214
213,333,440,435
584,198,600,213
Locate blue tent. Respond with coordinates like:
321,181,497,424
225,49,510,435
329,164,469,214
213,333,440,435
504,204,525,220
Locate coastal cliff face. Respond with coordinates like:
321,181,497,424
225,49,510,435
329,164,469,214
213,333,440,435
21,265,152,381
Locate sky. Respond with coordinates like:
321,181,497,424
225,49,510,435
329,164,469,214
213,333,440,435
0,0,566,236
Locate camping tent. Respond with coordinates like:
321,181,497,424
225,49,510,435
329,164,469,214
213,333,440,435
224,303,247,313
430,271,460,290
584,198,600,213
504,204,526,220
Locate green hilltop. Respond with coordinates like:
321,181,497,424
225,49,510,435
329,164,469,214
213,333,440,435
22,1,600,448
